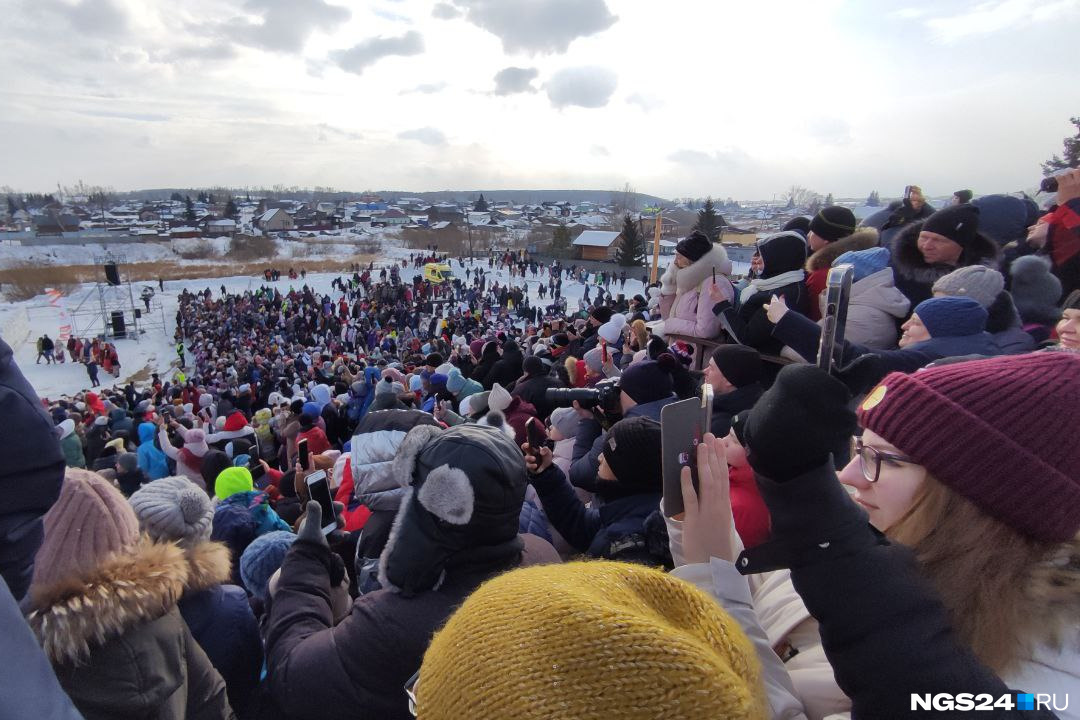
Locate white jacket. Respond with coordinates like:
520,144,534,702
816,268,910,351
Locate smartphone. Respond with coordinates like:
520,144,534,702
248,456,266,485
817,264,853,375
711,266,716,284
600,340,609,364
304,470,338,535
297,438,310,471
660,384,713,518
525,416,548,453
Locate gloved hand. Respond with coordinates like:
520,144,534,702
835,353,886,396
742,364,856,482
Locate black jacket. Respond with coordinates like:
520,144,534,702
485,339,523,390
511,372,563,421
738,463,1058,719
709,383,763,438
889,221,1000,306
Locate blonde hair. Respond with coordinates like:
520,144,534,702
889,476,1080,674
630,319,648,352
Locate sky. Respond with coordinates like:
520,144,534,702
1,0,1078,200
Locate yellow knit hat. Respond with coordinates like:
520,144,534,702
416,561,767,720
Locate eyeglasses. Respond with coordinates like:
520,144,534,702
854,437,917,483
404,669,420,717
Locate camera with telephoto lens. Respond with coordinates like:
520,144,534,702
545,377,622,416
1040,176,1060,193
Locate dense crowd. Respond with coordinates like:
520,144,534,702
2,170,1079,719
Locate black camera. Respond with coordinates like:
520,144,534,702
546,377,622,416
1040,176,1059,193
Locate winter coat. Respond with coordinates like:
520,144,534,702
84,423,108,466
501,395,539,446
263,538,521,720
803,227,881,321
59,424,86,469
530,464,660,561
568,395,678,492
710,383,763,439
817,267,910,351
137,422,170,480
109,407,134,439
484,339,524,389
552,436,575,476
450,376,484,408
158,426,207,489
0,337,65,601
511,372,562,421
216,490,291,538
658,244,734,339
27,539,234,720
518,499,553,543
178,542,263,718
889,220,1000,306
986,292,1037,355
470,344,501,389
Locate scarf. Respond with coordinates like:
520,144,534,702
179,447,205,472
739,269,806,305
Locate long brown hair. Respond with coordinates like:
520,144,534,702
889,476,1080,674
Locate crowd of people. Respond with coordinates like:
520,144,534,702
35,333,121,388
2,170,1079,719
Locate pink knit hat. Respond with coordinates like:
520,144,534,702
32,469,140,592
858,352,1080,542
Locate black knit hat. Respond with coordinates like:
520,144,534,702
590,306,614,324
675,230,713,263
953,189,973,204
620,354,677,405
922,204,981,249
523,356,545,376
809,206,857,243
601,417,662,495
1064,290,1080,311
709,345,763,388
781,216,811,238
551,333,570,348
424,353,444,368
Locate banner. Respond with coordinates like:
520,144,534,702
45,288,72,341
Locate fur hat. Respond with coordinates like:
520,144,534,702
809,206,857,243
1010,255,1063,325
240,530,296,601
416,561,766,720
379,424,527,594
675,230,713,263
913,296,988,337
32,469,140,593
932,265,1004,309
130,476,213,548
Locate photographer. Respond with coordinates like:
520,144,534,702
565,354,680,492
525,416,668,565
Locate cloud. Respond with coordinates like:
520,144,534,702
33,0,130,38
924,0,1079,42
545,66,617,109
591,145,610,157
398,127,447,145
805,117,852,146
447,0,617,54
889,7,930,20
432,2,462,19
317,123,363,142
236,0,351,54
330,31,424,75
668,148,750,170
160,43,238,63
373,8,411,23
400,81,448,95
493,67,538,95
626,92,662,112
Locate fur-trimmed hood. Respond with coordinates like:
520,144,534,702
891,220,999,283
28,538,188,665
183,540,232,594
806,227,880,272
1026,536,1080,653
660,244,731,296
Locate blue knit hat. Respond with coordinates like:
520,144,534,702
240,530,296,601
302,402,321,418
913,296,988,338
446,368,467,394
430,373,449,388
409,375,424,392
833,247,890,282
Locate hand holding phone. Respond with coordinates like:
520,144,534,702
600,340,609,365
660,385,713,518
678,433,737,564
304,470,339,536
297,438,310,471
525,417,549,454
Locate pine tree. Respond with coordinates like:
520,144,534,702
1043,117,1080,174
551,225,571,258
170,191,183,202
866,190,880,207
473,193,489,212
807,196,822,215
6,196,16,215
616,213,646,267
225,197,238,218
693,196,724,242
824,193,835,207
184,195,197,225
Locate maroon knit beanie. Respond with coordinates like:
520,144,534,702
857,352,1080,542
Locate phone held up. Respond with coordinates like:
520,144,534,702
304,470,338,536
525,417,550,454
297,438,310,471
817,264,853,376
660,384,713,518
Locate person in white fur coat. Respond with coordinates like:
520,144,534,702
658,231,735,340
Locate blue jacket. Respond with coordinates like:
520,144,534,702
136,422,170,480
530,464,660,560
568,395,678,491
217,490,291,537
517,499,552,543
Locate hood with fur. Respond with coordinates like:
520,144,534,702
891,220,999,284
183,540,232,594
660,244,731,296
28,538,188,665
806,227,880,272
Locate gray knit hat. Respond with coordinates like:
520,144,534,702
130,476,214,548
549,407,579,440
932,265,1004,309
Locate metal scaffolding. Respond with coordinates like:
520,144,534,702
68,253,167,341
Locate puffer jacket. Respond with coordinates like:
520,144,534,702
890,220,1000,306
811,267,910,352
27,539,234,720
58,420,86,469
658,244,734,339
137,422,170,480
485,339,525,389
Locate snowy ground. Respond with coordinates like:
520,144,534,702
7,246,656,402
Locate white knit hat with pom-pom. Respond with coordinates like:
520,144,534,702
130,476,214,548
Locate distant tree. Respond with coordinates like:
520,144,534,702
184,195,197,225
196,191,207,203
207,193,216,205
1043,117,1080,175
473,193,489,212
824,193,835,207
551,225,572,258
786,195,795,209
785,185,817,209
807,196,823,215
616,213,646,267
6,196,16,215
693,196,724,242
866,190,881,207
224,197,238,218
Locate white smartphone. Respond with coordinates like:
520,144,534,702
304,470,338,536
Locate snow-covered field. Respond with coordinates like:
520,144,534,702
5,245,654,402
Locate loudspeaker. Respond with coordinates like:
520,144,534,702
134,308,142,319
110,310,126,338
104,263,120,286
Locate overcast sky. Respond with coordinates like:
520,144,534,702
2,0,1077,200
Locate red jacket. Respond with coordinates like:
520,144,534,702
297,427,331,457
729,464,771,549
